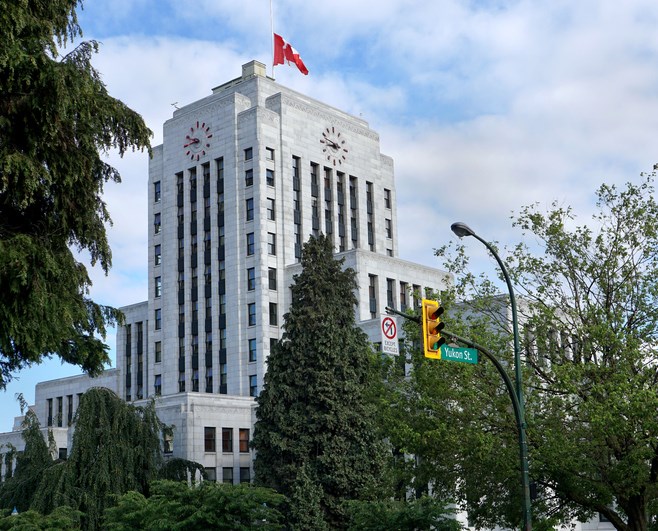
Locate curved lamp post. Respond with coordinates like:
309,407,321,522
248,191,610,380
450,221,532,531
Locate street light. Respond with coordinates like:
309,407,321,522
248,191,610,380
450,221,532,531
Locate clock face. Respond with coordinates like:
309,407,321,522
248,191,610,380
183,121,213,161
320,126,348,166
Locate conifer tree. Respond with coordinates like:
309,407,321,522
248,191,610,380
0,409,53,512
32,388,163,530
253,235,386,529
0,1,151,387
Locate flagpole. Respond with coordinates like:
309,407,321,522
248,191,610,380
269,0,275,79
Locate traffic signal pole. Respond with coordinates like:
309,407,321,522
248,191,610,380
387,300,533,530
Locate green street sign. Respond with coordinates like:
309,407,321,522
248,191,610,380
440,345,478,364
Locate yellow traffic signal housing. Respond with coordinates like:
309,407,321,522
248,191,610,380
422,299,445,359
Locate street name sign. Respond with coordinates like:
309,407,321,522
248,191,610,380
440,345,478,364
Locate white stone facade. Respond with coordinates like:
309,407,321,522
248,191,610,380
0,60,449,484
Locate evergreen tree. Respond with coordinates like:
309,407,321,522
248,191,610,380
0,1,151,388
253,235,387,529
0,409,53,512
32,388,163,530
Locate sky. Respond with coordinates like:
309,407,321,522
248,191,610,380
3,0,658,431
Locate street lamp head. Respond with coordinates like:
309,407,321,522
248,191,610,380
451,222,476,238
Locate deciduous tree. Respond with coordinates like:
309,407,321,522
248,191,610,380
411,173,658,530
104,480,285,531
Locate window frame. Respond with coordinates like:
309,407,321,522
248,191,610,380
247,267,256,291
222,427,233,453
204,426,216,453
267,233,276,255
248,338,257,362
246,233,255,256
246,197,254,221
239,428,250,453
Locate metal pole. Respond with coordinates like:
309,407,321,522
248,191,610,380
451,222,532,531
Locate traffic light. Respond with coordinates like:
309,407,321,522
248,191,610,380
422,299,445,359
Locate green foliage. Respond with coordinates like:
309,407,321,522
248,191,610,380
347,497,461,531
0,410,53,512
0,505,82,530
103,480,285,530
32,388,163,530
158,458,206,484
253,235,388,529
0,0,151,388
427,174,658,530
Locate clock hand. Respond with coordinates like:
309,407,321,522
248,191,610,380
184,137,200,147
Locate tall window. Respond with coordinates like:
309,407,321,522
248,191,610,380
248,338,257,362
206,367,213,393
223,467,234,484
244,147,253,160
154,374,162,396
240,467,251,483
154,244,161,265
246,198,254,221
246,233,255,256
155,341,162,363
164,430,173,454
268,268,277,290
385,218,392,239
245,169,253,187
204,427,216,452
154,181,161,203
266,169,275,186
369,275,377,319
386,278,395,308
155,276,162,298
266,198,275,220
239,429,250,452
384,188,391,209
248,303,256,326
266,147,275,160
154,213,161,234
269,303,278,326
222,427,233,452
155,309,162,330
249,375,258,397
247,267,255,291
267,233,276,255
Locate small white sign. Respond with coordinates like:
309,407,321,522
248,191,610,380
380,315,399,356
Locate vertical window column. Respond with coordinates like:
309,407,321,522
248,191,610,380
349,176,358,249
369,275,378,319
311,163,320,237
324,168,333,244
292,156,302,260
366,181,375,251
125,323,133,401
337,172,346,251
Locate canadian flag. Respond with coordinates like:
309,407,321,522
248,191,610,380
273,33,309,75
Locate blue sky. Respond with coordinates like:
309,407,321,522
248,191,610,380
3,0,658,431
